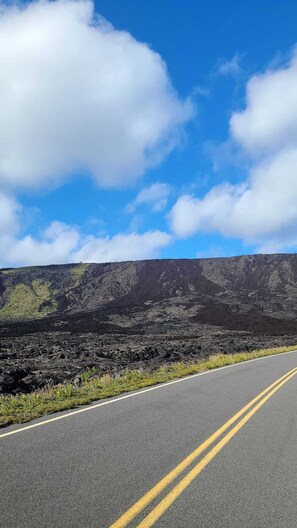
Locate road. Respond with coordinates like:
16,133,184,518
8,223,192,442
1,351,297,528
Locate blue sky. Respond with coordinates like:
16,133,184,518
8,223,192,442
1,0,297,266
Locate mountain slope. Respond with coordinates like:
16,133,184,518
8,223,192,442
1,254,297,393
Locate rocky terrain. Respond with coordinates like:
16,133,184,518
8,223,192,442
1,254,297,394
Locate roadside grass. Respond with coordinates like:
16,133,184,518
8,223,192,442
1,344,297,428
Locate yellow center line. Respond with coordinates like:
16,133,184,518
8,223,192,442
109,366,297,528
136,368,297,528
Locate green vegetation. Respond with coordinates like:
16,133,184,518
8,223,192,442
0,280,57,320
1,344,296,427
70,263,89,287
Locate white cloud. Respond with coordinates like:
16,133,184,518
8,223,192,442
230,50,297,156
0,221,172,267
217,53,243,78
170,48,297,251
73,230,172,262
0,193,21,236
170,185,244,238
0,0,193,191
127,182,172,213
171,148,297,251
1,222,81,266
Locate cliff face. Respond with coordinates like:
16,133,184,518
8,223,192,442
1,254,297,393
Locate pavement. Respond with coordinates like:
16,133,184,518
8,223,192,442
1,350,297,528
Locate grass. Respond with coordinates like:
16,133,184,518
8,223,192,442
1,344,296,428
0,264,89,321
0,280,57,320
70,263,89,287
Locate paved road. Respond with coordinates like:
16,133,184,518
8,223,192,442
1,351,297,528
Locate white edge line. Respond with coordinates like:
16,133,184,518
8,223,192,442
1,349,297,439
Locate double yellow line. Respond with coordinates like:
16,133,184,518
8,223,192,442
109,366,297,528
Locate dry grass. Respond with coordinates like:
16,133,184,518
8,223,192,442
1,344,296,428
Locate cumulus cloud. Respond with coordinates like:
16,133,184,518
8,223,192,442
170,185,244,238
170,150,297,249
0,221,172,267
0,0,193,190
73,230,172,262
0,222,81,267
127,182,172,213
170,48,297,252
230,51,297,156
0,193,21,236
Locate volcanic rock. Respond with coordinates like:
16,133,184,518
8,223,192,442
1,254,297,394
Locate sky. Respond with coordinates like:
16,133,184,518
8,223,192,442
1,0,297,267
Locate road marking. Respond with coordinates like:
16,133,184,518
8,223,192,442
110,366,297,528
1,349,297,439
136,368,297,528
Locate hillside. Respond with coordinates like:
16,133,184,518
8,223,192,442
1,254,297,393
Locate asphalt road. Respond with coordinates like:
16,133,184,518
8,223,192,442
1,351,297,528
